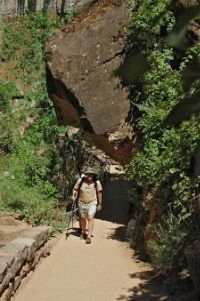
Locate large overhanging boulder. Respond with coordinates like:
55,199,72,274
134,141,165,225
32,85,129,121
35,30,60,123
45,0,135,165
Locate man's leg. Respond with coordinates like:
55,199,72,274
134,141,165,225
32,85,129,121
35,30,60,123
78,203,87,238
87,204,97,240
87,215,94,239
80,217,87,235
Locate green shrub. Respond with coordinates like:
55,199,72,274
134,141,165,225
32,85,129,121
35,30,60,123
0,12,68,230
125,0,200,275
148,214,189,274
0,80,20,111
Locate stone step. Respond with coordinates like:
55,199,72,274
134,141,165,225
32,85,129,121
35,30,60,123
0,226,31,246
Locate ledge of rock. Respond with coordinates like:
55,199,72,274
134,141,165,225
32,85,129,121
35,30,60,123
0,212,30,247
0,213,54,301
45,0,135,165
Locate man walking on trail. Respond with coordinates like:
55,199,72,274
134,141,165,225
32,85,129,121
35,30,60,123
72,167,103,244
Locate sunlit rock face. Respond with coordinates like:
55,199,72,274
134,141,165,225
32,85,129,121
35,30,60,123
45,0,136,165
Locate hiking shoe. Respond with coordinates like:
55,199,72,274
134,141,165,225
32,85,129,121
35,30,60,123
86,237,91,244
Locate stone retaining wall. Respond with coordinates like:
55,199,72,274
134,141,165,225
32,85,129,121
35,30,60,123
0,226,53,301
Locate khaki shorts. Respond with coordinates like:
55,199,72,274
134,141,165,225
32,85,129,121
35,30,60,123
78,203,97,218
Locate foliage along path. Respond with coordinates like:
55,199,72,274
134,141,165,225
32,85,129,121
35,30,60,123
12,219,155,301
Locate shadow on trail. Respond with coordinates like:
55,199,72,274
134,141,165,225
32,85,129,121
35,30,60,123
65,227,81,238
116,270,198,301
106,225,127,242
65,227,94,239
105,224,149,264
117,271,171,301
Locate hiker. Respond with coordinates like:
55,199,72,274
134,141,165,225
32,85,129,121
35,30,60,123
72,167,103,244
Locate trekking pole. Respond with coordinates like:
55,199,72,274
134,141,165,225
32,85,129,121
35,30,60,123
65,197,78,239
65,198,74,239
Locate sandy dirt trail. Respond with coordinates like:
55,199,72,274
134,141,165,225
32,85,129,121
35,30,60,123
13,219,150,301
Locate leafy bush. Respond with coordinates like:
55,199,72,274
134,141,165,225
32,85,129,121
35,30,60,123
148,214,189,275
0,80,20,111
0,11,68,230
125,0,200,275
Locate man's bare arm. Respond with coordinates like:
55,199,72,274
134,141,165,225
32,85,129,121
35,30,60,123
97,191,103,211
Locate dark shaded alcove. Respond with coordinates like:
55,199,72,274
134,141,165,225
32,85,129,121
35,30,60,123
96,178,135,224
